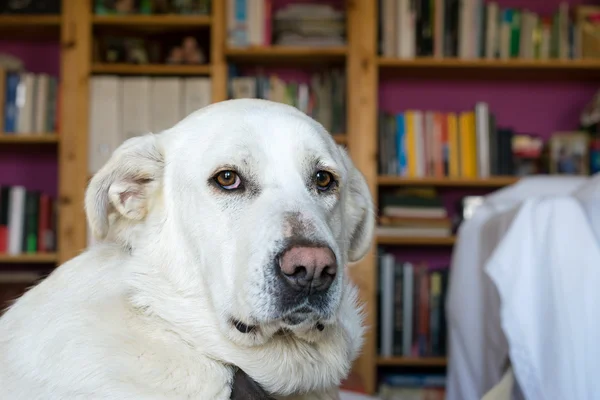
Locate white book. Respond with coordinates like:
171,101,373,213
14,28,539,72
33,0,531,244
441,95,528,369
396,0,411,59
181,77,212,119
34,74,49,133
89,76,121,174
16,72,35,134
485,2,499,59
402,262,414,356
379,253,395,357
7,186,26,255
475,102,490,178
121,77,152,142
413,111,425,177
150,77,183,133
381,0,396,57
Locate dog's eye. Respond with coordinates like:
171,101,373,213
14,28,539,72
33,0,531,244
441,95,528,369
215,170,241,190
315,171,334,191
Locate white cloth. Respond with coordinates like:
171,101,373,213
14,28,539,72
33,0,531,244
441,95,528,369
485,196,600,400
445,176,588,400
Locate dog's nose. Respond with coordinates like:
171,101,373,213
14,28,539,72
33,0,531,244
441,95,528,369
279,246,337,292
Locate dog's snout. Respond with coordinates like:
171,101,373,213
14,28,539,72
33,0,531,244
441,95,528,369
279,246,337,293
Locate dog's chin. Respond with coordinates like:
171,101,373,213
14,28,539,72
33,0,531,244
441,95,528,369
225,304,335,347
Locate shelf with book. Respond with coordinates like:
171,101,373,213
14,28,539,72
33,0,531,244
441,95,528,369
377,176,519,188
0,253,58,264
377,357,448,367
91,63,212,75
377,236,456,246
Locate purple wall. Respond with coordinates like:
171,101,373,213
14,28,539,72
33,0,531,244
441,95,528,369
0,40,60,198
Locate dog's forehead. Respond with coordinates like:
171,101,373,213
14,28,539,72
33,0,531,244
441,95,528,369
166,100,341,168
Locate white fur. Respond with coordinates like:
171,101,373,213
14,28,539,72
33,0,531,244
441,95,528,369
0,99,374,399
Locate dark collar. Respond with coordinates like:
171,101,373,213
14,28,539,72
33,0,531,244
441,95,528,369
230,368,275,400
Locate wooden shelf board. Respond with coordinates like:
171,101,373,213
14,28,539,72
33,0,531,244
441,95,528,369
377,357,447,367
0,15,61,26
92,15,211,26
0,15,61,39
378,175,518,187
0,134,59,144
378,57,600,80
0,253,58,264
92,63,211,75
225,46,347,63
333,134,346,144
377,236,456,246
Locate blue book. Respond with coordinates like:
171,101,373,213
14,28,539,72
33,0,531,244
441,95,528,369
4,73,20,134
396,113,407,176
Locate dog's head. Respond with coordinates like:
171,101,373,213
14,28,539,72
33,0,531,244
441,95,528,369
85,99,374,347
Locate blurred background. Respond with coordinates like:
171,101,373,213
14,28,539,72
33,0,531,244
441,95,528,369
0,0,599,399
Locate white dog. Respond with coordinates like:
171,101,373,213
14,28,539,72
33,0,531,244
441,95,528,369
0,99,374,399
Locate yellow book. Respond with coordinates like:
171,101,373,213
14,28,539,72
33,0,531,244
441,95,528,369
459,112,478,178
447,113,459,177
405,111,417,177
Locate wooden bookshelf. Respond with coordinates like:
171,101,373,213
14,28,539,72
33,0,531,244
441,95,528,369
4,0,587,396
377,357,448,367
377,175,519,187
377,236,456,246
0,134,59,144
0,253,58,264
91,63,212,75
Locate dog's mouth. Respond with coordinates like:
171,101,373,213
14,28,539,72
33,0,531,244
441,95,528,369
231,306,326,335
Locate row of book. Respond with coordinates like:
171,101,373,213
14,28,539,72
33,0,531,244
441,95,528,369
378,102,514,179
378,253,449,358
377,188,451,238
89,75,212,174
380,0,581,60
0,186,57,256
228,68,346,135
227,2,345,47
94,0,210,15
378,374,446,400
2,70,59,135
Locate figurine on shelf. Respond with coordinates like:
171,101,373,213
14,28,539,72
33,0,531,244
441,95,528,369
166,47,185,64
165,36,206,64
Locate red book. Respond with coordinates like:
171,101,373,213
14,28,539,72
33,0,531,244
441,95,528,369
0,187,9,253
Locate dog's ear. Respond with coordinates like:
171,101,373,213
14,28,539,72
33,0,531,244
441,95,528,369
85,134,164,241
338,146,375,263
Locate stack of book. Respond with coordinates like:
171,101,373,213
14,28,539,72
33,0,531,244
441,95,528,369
378,102,514,179
378,252,449,359
2,70,59,136
380,0,581,60
0,186,57,256
228,68,346,135
377,188,451,238
273,3,345,47
88,76,212,174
